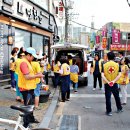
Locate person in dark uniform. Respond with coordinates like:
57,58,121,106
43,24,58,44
90,53,102,90
102,52,123,116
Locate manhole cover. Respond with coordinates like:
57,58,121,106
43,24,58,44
59,115,78,130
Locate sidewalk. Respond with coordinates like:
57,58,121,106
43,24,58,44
0,82,58,129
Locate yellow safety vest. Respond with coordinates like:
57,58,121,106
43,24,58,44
10,56,16,71
91,60,102,73
15,58,22,74
53,64,60,73
118,65,129,85
103,61,120,84
31,61,41,84
18,58,36,90
70,73,78,83
61,63,70,76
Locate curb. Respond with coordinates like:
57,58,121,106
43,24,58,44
38,88,59,129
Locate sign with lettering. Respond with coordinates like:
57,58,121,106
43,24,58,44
110,44,130,51
0,23,4,74
0,0,55,31
112,29,120,44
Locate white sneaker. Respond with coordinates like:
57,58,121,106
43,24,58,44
93,88,96,91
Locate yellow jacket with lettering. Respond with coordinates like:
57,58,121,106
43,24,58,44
18,58,36,90
31,61,41,84
90,60,102,73
103,61,120,84
118,65,129,85
61,63,70,76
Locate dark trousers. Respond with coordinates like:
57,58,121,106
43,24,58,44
44,72,48,85
54,73,60,88
61,75,70,101
10,70,16,88
21,90,34,105
21,90,35,128
93,73,102,88
105,83,122,113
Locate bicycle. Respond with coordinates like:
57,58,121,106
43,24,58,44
0,105,51,130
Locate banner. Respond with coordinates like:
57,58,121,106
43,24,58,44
110,44,130,51
112,29,120,44
102,37,107,49
96,35,100,44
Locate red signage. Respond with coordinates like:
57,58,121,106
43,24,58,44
96,35,100,44
110,44,130,51
112,29,120,44
102,37,107,49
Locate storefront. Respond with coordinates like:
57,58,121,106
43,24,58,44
0,0,57,79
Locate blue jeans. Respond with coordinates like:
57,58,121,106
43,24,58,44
10,70,16,88
14,73,23,98
105,83,122,113
34,82,42,97
71,81,78,91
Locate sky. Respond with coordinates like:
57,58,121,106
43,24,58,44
70,0,130,30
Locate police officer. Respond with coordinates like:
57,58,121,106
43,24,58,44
59,59,70,102
102,52,123,116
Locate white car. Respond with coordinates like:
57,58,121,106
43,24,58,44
51,43,88,86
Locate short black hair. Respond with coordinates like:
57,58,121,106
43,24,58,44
11,50,17,55
24,51,32,56
119,51,124,56
107,52,115,60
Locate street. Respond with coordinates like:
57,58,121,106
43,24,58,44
49,64,130,130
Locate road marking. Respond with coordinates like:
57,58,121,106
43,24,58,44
70,94,130,98
78,116,81,130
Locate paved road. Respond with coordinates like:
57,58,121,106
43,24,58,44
49,64,130,130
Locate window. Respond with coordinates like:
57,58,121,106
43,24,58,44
15,29,30,49
32,33,43,55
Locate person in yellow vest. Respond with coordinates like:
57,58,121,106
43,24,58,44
14,52,25,103
118,57,130,105
10,49,17,91
102,52,123,116
90,53,102,90
18,47,43,105
31,58,44,109
59,59,70,102
53,56,61,88
18,47,43,127
70,59,79,93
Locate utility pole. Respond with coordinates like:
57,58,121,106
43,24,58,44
65,0,69,42
64,0,74,42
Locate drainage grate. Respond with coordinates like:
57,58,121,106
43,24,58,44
59,115,78,130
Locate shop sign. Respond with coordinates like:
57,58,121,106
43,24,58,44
110,44,130,51
102,37,107,49
0,0,54,31
0,24,4,74
96,35,100,44
112,29,120,44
